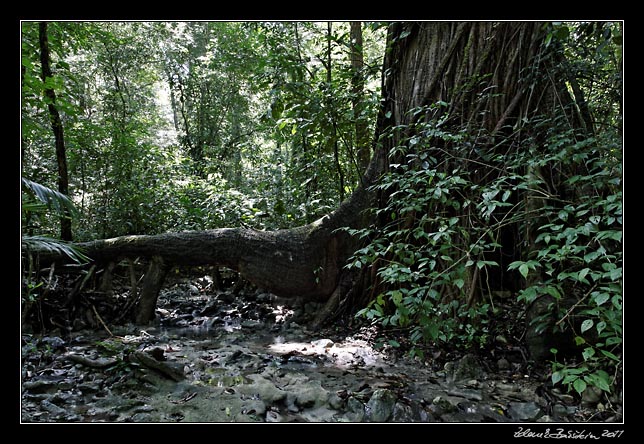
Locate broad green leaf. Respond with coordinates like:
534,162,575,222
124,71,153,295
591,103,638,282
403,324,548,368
454,278,465,289
519,263,529,278
582,347,595,361
551,370,563,385
573,378,587,395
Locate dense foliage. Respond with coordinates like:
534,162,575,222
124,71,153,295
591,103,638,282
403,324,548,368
22,22,622,396
21,21,386,239
346,22,622,395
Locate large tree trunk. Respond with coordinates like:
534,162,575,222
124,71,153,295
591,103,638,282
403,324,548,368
32,22,575,324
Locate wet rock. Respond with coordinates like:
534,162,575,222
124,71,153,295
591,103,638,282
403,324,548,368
241,400,267,416
240,375,287,404
446,387,484,401
347,396,365,422
497,358,510,371
293,380,329,408
328,392,344,410
23,380,58,394
552,403,571,419
429,395,458,416
366,389,396,422
537,415,555,422
300,406,338,422
40,336,66,351
457,401,508,422
265,410,284,422
445,354,485,383
40,399,65,416
507,401,543,421
392,401,432,422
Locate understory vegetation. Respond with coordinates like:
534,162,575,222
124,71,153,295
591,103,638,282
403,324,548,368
22,21,622,399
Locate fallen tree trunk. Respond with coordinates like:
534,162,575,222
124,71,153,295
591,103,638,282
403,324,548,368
34,147,385,306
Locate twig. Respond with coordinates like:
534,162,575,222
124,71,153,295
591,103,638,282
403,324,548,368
555,284,597,327
92,304,114,337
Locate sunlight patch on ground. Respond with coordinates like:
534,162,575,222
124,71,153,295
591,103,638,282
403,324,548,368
268,337,385,369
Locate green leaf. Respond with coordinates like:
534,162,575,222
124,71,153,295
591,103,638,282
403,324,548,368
596,321,606,336
551,370,564,385
574,336,586,346
454,278,465,289
388,339,401,348
593,292,610,306
519,263,529,278
582,347,595,361
573,378,587,395
581,319,594,333
600,350,620,362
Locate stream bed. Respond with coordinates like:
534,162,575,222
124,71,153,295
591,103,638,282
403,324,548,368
21,277,621,423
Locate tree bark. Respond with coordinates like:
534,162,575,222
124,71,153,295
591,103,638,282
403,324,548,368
350,21,370,173
39,21,72,241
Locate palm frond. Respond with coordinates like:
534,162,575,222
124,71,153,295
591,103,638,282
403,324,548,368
22,235,90,264
21,178,79,218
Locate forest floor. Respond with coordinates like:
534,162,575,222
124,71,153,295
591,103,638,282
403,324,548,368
20,269,622,423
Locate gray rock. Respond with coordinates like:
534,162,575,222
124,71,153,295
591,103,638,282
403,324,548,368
23,380,58,394
40,336,66,350
430,395,459,415
40,399,65,416
240,374,287,404
265,410,284,422
347,396,365,422
537,415,555,422
474,404,510,422
392,401,432,422
507,401,543,421
328,392,344,410
293,380,329,408
446,354,486,383
242,400,267,416
366,389,397,422
446,387,484,401
497,358,510,371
